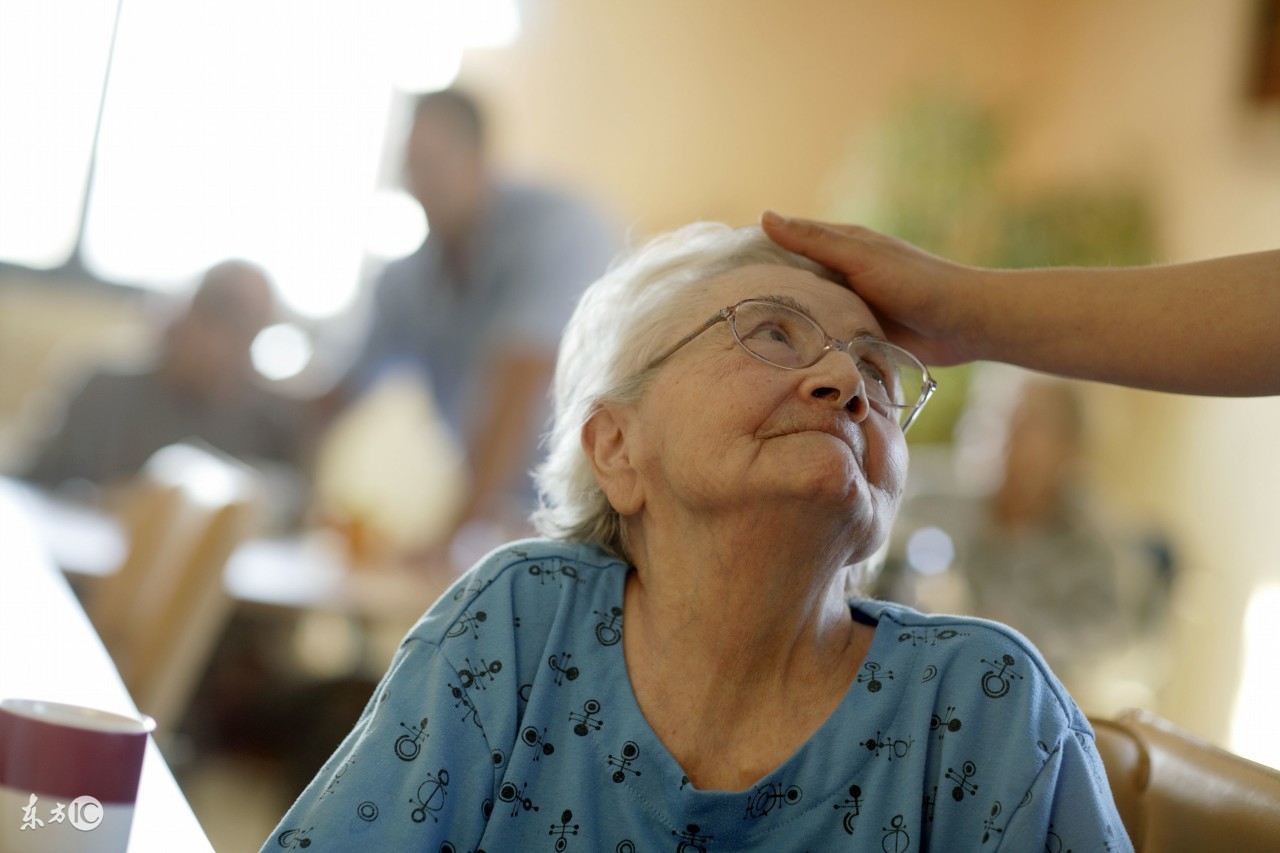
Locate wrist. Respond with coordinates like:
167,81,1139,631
968,265,1086,370
946,265,1006,364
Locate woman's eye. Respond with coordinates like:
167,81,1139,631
857,360,887,385
857,359,897,401
747,323,795,347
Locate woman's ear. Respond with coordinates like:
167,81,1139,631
582,405,644,516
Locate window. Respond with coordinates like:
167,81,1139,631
0,0,118,269
1,0,519,323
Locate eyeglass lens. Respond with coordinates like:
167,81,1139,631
729,301,926,426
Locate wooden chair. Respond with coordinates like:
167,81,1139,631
88,477,185,652
86,442,261,736
1090,708,1280,851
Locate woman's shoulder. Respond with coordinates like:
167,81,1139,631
855,597,1040,648
851,598,1091,733
457,537,627,601
405,538,627,645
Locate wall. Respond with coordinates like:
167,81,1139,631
463,1,1050,231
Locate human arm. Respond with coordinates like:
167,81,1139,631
761,211,1280,396
996,727,1133,852
447,348,555,534
327,270,416,415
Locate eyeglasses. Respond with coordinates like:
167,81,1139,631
646,298,937,432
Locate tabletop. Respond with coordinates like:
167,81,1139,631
224,532,460,624
0,479,213,852
6,477,460,627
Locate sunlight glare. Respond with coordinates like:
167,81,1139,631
458,0,522,48
0,0,117,268
364,190,429,259
81,0,395,317
252,323,315,382
11,0,521,315
385,0,521,92
1229,582,1280,770
385,0,465,93
906,526,956,576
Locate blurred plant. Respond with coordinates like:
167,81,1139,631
826,89,1156,268
830,92,1007,266
999,189,1155,268
824,90,1157,444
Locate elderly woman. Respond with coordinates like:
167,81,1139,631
264,224,1129,851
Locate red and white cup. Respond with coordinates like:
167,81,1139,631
0,699,154,852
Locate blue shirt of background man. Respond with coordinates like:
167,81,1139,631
345,182,617,453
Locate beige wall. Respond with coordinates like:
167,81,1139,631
463,0,1280,253
465,1,1050,231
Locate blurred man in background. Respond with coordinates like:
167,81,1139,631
334,88,618,548
20,259,311,498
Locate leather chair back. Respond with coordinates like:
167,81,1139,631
1090,708,1280,851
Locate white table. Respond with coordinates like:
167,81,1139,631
0,479,213,852
8,479,457,627
224,533,458,625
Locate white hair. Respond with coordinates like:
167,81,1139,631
531,222,838,559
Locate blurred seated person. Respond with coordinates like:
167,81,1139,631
876,378,1171,709
19,260,312,516
331,87,617,551
265,224,1129,851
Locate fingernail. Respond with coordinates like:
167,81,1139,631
761,210,788,226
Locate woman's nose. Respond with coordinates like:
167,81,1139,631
800,350,870,420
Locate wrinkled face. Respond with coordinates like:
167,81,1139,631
622,264,909,559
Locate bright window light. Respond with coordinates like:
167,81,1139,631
384,0,522,92
364,189,429,259
1229,582,1280,769
0,0,119,268
82,0,398,318
458,0,522,49
1,0,521,314
252,323,315,381
906,526,956,576
385,0,465,93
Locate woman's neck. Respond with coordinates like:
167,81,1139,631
631,529,851,659
620,515,872,790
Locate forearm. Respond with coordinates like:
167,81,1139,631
463,412,535,519
971,250,1280,396
457,352,555,524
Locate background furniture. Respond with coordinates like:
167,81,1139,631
85,442,261,738
1091,708,1280,851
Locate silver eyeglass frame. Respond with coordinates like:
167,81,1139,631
644,298,938,433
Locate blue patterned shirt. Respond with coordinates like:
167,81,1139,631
264,539,1131,852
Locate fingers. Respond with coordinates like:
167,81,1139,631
759,211,873,271
760,210,976,366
